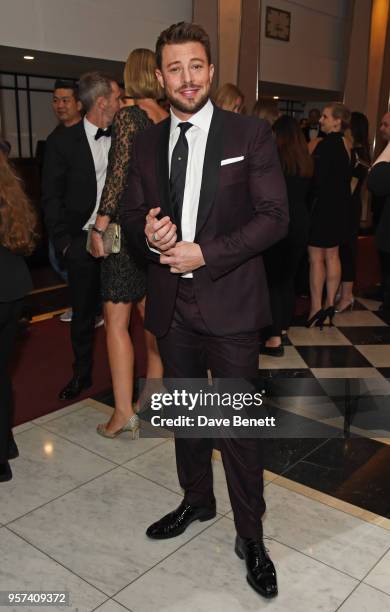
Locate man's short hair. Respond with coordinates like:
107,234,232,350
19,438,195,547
155,22,211,69
54,79,79,99
77,72,115,112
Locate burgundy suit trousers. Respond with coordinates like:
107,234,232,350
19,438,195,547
157,278,265,539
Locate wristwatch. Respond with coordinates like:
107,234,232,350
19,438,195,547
92,226,105,237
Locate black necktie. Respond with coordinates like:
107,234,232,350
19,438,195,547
95,126,112,140
170,122,192,233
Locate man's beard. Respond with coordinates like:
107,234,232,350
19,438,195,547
166,87,210,116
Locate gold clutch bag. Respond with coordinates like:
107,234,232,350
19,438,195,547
86,223,121,255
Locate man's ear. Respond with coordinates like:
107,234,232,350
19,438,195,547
155,69,165,91
96,95,106,111
209,63,215,84
76,101,83,112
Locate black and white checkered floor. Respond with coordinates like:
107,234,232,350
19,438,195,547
259,298,390,379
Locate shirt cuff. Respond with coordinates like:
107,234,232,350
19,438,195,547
146,237,160,255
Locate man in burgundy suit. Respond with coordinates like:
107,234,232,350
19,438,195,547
121,22,288,598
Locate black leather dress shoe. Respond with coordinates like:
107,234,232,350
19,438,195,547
8,436,19,460
59,376,92,401
259,344,284,357
235,536,278,598
146,500,216,539
0,461,12,482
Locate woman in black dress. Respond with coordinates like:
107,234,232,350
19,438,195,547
307,103,353,328
0,145,39,481
90,49,167,438
260,116,313,355
337,112,371,312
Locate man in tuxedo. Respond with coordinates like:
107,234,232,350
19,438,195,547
121,22,288,598
42,71,120,400
303,107,325,142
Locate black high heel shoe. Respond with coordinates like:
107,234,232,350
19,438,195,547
315,306,335,330
306,309,324,328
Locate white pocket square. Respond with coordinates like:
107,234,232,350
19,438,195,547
220,156,244,166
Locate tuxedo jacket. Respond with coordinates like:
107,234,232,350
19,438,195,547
303,125,326,143
121,106,288,338
42,121,97,254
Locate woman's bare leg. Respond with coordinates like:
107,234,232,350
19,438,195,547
337,280,354,310
98,301,135,433
308,246,326,318
325,246,341,307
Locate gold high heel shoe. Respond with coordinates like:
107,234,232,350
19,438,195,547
335,298,355,313
96,414,140,439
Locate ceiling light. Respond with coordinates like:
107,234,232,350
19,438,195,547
273,96,279,100
23,55,35,60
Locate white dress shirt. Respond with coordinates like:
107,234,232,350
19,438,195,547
82,116,111,229
168,98,214,277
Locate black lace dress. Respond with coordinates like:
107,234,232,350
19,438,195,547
99,106,151,303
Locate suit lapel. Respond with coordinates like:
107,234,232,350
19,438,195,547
156,117,173,219
195,106,225,237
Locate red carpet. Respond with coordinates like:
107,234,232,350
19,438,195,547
11,311,147,426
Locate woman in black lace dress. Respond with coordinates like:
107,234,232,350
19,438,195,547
90,49,167,438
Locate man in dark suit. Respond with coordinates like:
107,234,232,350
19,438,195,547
42,71,120,400
303,107,326,143
122,22,288,598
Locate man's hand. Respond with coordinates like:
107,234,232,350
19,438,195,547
145,207,177,252
160,241,205,274
90,232,106,258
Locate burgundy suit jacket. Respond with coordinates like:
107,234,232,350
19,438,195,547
121,105,288,338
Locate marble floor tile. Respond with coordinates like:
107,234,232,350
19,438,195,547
258,368,314,379
123,439,232,513
338,326,390,345
115,517,357,612
94,601,130,612
296,346,371,369
12,422,35,434
260,482,390,579
356,345,390,367
32,398,91,425
0,528,105,611
1,427,114,524
333,311,386,327
311,367,383,379
261,438,327,475
356,298,383,311
40,405,167,464
11,468,219,597
283,437,390,519
338,583,390,612
364,549,390,595
259,346,308,370
287,326,351,346
274,395,341,421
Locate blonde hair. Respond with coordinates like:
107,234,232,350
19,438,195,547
252,100,279,126
124,48,163,99
0,151,40,255
214,83,244,112
326,102,351,132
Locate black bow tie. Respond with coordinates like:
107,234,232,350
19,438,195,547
95,126,112,140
